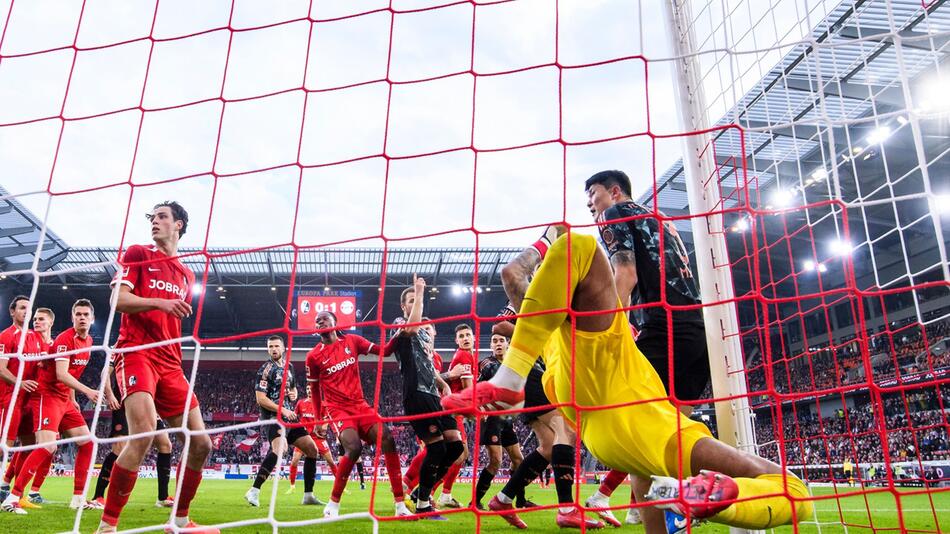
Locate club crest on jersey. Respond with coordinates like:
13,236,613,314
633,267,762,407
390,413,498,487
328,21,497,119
344,347,351,355
58,344,68,353
602,227,615,245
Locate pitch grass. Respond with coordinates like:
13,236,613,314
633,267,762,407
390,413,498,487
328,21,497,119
12,477,948,533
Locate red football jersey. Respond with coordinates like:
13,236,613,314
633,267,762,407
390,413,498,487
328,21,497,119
113,244,195,369
295,398,318,434
306,334,379,409
432,351,444,373
0,324,43,401
36,327,93,400
447,349,475,393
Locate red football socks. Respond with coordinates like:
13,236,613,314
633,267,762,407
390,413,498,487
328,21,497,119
442,462,462,492
30,452,53,492
288,462,298,485
403,449,426,490
102,464,138,526
176,466,203,518
11,448,52,497
598,469,627,497
384,452,404,501
331,456,355,502
73,442,93,495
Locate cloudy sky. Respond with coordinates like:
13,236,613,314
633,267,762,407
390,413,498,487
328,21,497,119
0,0,827,250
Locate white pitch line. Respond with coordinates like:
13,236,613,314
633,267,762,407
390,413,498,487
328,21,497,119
814,508,950,513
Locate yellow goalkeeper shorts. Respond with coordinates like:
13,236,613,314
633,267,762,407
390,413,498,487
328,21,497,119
541,309,712,478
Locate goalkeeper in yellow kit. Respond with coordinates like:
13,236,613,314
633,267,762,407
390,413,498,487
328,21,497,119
442,229,814,529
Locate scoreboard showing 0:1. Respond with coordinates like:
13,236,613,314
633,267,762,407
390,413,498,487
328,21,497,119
295,292,359,331
313,301,339,314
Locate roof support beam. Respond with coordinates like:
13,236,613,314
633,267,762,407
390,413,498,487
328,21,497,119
96,249,117,278
431,253,444,286
266,252,275,285
781,77,906,109
0,242,55,258
0,226,33,239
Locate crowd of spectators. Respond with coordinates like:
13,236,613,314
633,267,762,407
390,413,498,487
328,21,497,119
753,386,949,470
743,316,949,396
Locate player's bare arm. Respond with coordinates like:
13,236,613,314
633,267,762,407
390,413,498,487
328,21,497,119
116,285,192,318
610,249,638,308
492,320,515,339
0,358,37,392
255,390,297,422
400,274,426,336
441,365,465,382
501,249,542,310
435,374,450,397
103,364,121,410
55,358,100,403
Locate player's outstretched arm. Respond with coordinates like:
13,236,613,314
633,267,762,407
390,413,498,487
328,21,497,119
501,250,541,311
400,274,426,335
115,285,192,318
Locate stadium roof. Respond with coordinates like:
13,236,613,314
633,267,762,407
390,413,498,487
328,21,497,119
0,185,69,274
640,0,950,216
640,0,949,309
45,246,524,288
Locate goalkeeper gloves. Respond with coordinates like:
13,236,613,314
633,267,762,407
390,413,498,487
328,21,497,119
530,224,566,260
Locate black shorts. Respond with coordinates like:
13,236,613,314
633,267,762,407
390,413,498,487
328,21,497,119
264,420,309,445
404,392,457,440
480,416,519,447
110,406,169,437
637,322,710,402
521,366,553,424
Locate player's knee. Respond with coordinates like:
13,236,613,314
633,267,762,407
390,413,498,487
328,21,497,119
443,440,464,466
380,435,398,454
154,433,173,453
189,434,213,459
301,442,319,458
424,440,447,463
122,437,153,463
535,443,552,461
342,440,362,460
487,454,502,472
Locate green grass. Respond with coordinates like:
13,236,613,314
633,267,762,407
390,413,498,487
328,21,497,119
12,477,949,533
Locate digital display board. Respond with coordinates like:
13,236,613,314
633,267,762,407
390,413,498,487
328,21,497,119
295,291,359,331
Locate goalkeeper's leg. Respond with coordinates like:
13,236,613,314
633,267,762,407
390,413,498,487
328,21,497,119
656,438,813,529
442,232,610,413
